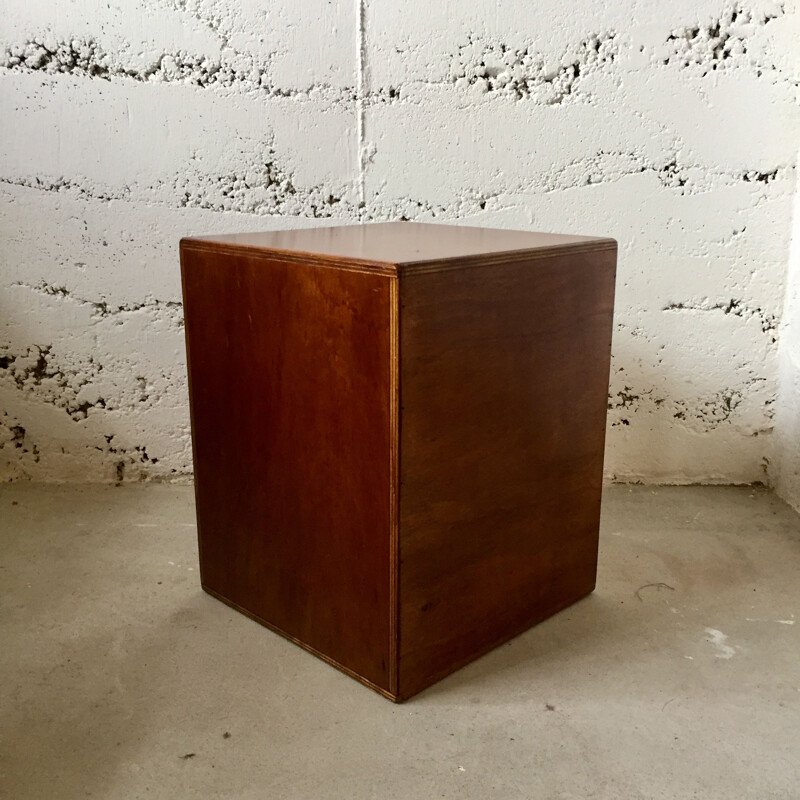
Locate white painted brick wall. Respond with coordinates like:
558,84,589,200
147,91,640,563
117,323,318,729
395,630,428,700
0,0,798,485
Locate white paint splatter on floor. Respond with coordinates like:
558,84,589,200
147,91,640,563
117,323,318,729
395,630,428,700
704,627,736,659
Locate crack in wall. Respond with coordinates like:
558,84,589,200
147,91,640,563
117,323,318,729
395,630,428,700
0,413,40,468
606,346,775,435
662,298,778,340
0,37,351,100
0,175,133,203
661,4,785,73
1,168,492,221
95,435,182,481
674,389,746,427
514,151,792,196
449,33,617,103
362,187,504,222
0,282,185,428
0,420,179,480
0,339,180,423
742,169,780,184
95,434,161,472
607,383,771,432
0,411,40,464
176,148,350,218
0,344,106,420
1,167,351,220
14,280,184,326
3,153,791,222
658,159,688,189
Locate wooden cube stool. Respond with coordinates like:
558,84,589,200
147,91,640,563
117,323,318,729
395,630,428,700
180,222,616,701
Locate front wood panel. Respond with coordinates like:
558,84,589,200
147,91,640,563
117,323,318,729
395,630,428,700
181,247,393,689
398,250,616,698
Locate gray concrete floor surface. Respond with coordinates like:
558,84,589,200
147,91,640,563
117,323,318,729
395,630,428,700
1,484,799,799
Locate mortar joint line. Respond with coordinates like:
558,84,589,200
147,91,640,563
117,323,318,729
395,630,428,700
356,0,367,211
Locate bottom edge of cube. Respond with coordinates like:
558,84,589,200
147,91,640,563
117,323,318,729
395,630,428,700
200,583,400,702
394,582,597,702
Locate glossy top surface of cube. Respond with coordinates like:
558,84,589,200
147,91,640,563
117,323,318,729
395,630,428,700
181,221,616,274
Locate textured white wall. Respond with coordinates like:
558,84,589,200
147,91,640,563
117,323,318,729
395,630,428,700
775,149,800,511
0,1,798,484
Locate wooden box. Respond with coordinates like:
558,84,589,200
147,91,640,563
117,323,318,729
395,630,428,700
180,222,616,701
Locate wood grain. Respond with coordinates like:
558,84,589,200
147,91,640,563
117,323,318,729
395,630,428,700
180,222,617,701
396,248,616,699
180,246,393,689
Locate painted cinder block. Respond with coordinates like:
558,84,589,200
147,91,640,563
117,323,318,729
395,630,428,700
1,2,796,486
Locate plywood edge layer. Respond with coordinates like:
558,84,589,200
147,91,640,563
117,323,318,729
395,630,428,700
179,238,617,277
179,240,399,276
388,276,400,697
396,240,618,275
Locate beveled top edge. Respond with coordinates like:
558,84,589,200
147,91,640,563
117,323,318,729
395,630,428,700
181,222,617,275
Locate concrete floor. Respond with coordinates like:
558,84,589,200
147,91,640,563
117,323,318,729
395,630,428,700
1,485,799,799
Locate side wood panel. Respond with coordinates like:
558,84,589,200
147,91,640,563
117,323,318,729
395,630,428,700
397,248,616,699
181,245,394,690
